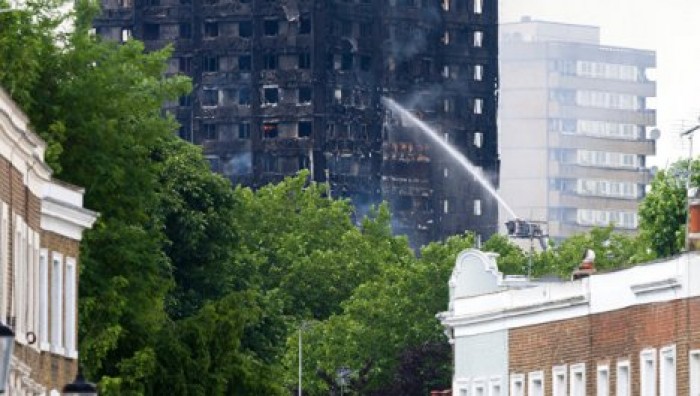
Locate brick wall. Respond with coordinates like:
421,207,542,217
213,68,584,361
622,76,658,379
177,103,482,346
1,155,79,391
509,296,700,395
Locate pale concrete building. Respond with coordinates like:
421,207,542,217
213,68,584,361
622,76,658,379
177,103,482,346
498,18,657,241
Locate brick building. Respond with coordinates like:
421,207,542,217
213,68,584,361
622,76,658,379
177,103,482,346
439,249,700,395
0,88,98,393
93,0,500,247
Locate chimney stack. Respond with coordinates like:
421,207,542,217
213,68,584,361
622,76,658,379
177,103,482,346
688,188,700,251
572,249,596,280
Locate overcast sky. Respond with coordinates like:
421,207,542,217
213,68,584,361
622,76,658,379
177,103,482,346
500,0,700,168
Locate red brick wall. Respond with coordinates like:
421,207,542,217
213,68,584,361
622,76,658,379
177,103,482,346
1,155,79,391
509,297,700,395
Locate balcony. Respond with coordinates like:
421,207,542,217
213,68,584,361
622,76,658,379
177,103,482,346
549,163,652,184
549,132,655,156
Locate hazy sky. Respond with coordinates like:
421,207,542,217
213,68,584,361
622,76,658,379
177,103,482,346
500,0,700,168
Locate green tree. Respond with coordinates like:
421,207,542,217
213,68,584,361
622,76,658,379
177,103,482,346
638,159,700,258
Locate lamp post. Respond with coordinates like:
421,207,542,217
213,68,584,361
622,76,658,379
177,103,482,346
62,368,97,396
681,124,700,251
0,322,14,394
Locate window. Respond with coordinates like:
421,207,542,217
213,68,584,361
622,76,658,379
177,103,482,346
474,0,483,14
238,55,251,71
298,53,311,69
263,122,278,139
38,249,48,350
474,64,483,81
298,87,312,104
299,16,311,34
473,30,483,47
239,87,250,105
179,23,192,39
13,217,26,344
202,124,217,140
0,202,7,321
510,374,524,396
597,365,610,396
552,365,567,396
474,200,481,216
360,55,371,71
571,364,586,396
143,23,159,40
341,54,353,70
641,349,657,396
204,21,218,38
262,86,279,105
489,377,501,396
263,54,278,70
121,28,131,43
179,57,192,73
51,253,64,354
528,371,544,396
203,55,219,72
239,21,252,38
441,0,450,11
264,19,279,36
65,258,77,358
617,360,630,396
238,123,250,139
691,350,700,396
474,132,483,148
474,98,483,114
202,89,219,107
298,121,312,138
473,379,485,396
660,345,676,396
443,200,449,214
360,22,372,37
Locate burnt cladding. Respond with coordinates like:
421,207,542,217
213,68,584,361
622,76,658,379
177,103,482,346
93,0,499,248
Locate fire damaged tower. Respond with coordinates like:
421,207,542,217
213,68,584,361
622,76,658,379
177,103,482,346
93,0,499,248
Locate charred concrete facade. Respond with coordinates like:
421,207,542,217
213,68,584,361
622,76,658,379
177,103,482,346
93,0,499,247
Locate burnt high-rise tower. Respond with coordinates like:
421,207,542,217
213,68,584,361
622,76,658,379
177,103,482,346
94,0,499,247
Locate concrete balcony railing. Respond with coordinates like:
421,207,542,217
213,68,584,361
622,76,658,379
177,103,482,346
550,104,656,126
549,74,656,98
548,192,641,211
549,163,652,184
549,132,656,156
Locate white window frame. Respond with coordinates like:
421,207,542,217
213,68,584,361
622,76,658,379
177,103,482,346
455,378,470,396
570,363,586,396
474,0,483,14
474,64,483,81
474,200,482,216
65,257,77,359
0,202,7,323
474,132,483,148
597,364,610,396
39,249,49,351
660,345,676,396
616,360,630,396
474,98,483,114
473,31,483,47
640,349,657,396
690,350,700,396
13,215,27,344
472,378,486,396
51,252,64,355
510,374,524,396
488,376,502,396
528,371,544,396
552,364,567,396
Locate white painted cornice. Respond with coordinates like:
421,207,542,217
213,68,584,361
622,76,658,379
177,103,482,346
41,197,98,241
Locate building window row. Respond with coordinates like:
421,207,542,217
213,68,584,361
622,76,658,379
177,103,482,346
576,60,641,82
550,119,641,140
577,208,638,229
455,376,502,396
576,90,642,110
577,179,639,199
0,201,77,359
440,0,483,14
577,149,640,169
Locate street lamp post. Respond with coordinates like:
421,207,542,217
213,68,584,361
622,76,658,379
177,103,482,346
681,124,700,251
0,323,14,394
62,368,97,396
